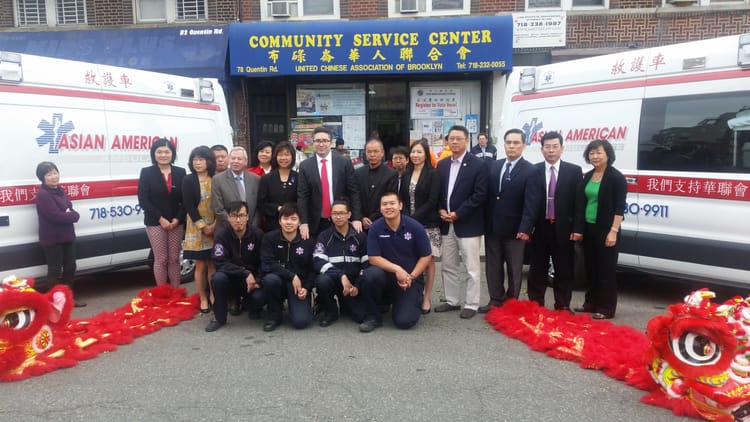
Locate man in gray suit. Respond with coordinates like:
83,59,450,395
212,146,261,228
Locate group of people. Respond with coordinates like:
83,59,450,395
34,123,626,334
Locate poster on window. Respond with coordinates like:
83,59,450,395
296,88,365,116
411,87,461,118
342,115,366,150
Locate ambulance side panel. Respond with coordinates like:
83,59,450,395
0,53,232,281
501,34,750,286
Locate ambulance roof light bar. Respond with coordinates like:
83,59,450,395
739,33,750,67
199,79,214,103
0,51,22,83
519,68,536,94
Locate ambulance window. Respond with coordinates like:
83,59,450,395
638,91,750,173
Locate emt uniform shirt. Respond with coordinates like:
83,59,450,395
367,214,431,273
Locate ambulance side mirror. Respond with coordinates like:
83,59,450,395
0,51,22,83
739,34,750,67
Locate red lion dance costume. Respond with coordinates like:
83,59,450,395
0,275,198,382
486,289,750,422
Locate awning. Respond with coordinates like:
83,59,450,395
0,26,229,80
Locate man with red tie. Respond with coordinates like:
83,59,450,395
297,127,362,240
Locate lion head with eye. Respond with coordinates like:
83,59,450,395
646,289,750,421
0,275,72,380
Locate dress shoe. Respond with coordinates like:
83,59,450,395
574,306,595,313
74,300,87,308
319,314,339,327
358,319,382,333
591,312,614,320
477,301,503,314
433,303,461,313
421,307,431,315
459,308,477,319
263,319,282,332
205,319,224,332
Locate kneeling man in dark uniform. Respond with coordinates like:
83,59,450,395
313,199,368,327
359,192,432,333
205,201,264,332
260,203,316,332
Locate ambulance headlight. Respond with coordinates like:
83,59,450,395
739,34,750,67
519,68,536,93
199,79,214,103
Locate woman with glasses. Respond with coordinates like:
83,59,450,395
258,141,297,232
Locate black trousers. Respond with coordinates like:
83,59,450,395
360,267,422,329
314,273,366,323
581,223,619,316
42,242,76,290
212,271,264,324
261,273,313,329
527,222,575,309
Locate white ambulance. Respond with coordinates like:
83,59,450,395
499,34,750,287
0,51,233,281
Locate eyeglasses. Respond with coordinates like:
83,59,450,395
228,213,248,220
330,211,349,217
313,138,331,144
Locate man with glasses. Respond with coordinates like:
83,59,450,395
526,131,582,313
312,199,368,327
298,127,362,240
435,125,488,320
479,128,540,313
205,201,264,332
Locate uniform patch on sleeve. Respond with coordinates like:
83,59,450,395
213,244,225,257
314,242,325,254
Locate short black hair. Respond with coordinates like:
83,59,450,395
225,201,248,215
540,131,564,147
390,146,409,158
335,138,345,146
210,144,228,153
313,127,332,141
188,146,217,176
583,139,616,166
149,138,176,165
379,191,401,203
331,198,350,211
272,140,296,169
503,128,526,144
447,125,469,139
279,202,299,218
36,161,59,182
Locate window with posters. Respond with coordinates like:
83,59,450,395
638,91,750,173
293,84,366,154
409,81,481,158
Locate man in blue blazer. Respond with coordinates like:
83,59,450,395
297,127,362,240
527,132,583,313
479,128,540,313
434,125,488,319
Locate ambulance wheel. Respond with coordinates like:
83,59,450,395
180,258,196,283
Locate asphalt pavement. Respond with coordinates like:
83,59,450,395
3,263,732,421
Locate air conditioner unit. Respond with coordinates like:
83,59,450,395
271,1,291,17
399,0,418,13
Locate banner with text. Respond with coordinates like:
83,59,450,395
229,16,513,76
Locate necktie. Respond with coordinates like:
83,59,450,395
320,159,331,218
500,162,512,192
547,166,556,220
235,175,245,198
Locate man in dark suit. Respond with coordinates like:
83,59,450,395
212,146,261,228
527,132,583,313
479,128,540,313
355,138,397,230
297,127,362,240
469,132,497,161
434,125,488,320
